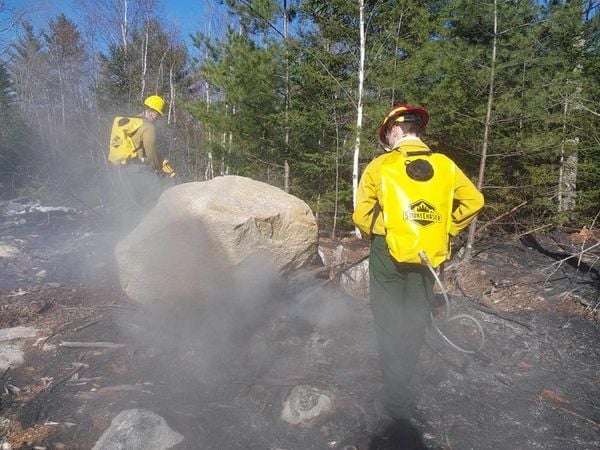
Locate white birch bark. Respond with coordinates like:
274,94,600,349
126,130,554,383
331,95,341,239
168,63,175,125
205,21,213,180
221,103,228,176
558,97,579,213
283,0,290,193
352,0,366,238
120,0,128,55
227,105,235,175
140,25,148,100
558,33,584,214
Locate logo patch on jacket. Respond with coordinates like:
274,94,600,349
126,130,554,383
403,200,442,227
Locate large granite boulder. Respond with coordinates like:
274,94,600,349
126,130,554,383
116,176,318,306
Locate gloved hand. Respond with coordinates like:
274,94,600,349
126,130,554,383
161,159,176,178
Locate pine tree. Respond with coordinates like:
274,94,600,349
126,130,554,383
43,14,88,148
7,21,45,131
0,62,34,194
97,19,187,117
191,1,287,182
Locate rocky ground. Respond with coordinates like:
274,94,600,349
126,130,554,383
0,199,599,449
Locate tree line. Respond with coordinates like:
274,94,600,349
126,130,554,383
0,0,598,236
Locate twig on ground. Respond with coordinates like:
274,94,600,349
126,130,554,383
543,242,600,282
78,384,152,400
514,223,553,238
39,320,75,345
63,304,137,311
38,362,87,398
577,211,600,270
536,393,600,429
453,278,533,331
73,317,105,332
554,405,600,429
59,341,127,349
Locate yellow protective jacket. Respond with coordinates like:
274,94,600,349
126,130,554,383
108,116,163,171
353,137,484,267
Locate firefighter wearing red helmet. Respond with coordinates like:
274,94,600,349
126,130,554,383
376,104,429,149
353,104,484,423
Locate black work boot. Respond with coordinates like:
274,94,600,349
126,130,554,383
368,418,427,450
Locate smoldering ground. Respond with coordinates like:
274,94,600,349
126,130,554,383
107,231,386,448
3,193,599,449
114,237,366,389
93,229,599,449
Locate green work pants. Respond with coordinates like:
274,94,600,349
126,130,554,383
115,164,164,229
369,235,433,419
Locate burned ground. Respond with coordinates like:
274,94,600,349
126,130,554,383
1,202,599,449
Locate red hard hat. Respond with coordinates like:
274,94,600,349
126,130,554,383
377,104,429,146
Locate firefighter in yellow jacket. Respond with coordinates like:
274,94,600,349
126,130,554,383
108,95,175,215
353,104,484,424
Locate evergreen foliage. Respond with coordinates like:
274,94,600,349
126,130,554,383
0,1,597,231
0,62,33,192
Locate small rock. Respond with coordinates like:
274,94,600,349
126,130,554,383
0,343,26,371
35,270,48,280
0,327,39,371
340,260,369,299
0,326,39,341
318,247,329,266
281,385,334,427
92,409,183,450
0,243,19,258
334,245,346,266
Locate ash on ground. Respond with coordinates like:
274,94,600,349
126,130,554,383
1,202,599,449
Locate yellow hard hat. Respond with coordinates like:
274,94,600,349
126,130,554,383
144,95,166,116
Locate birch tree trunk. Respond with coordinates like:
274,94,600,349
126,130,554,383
558,96,578,213
221,103,228,176
205,22,213,180
168,63,175,125
58,64,66,134
205,80,213,180
352,0,366,239
283,0,290,193
140,25,148,100
228,105,235,175
391,12,404,104
557,32,584,215
120,0,128,55
331,95,341,239
463,0,497,261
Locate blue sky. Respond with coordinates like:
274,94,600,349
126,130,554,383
4,0,225,48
